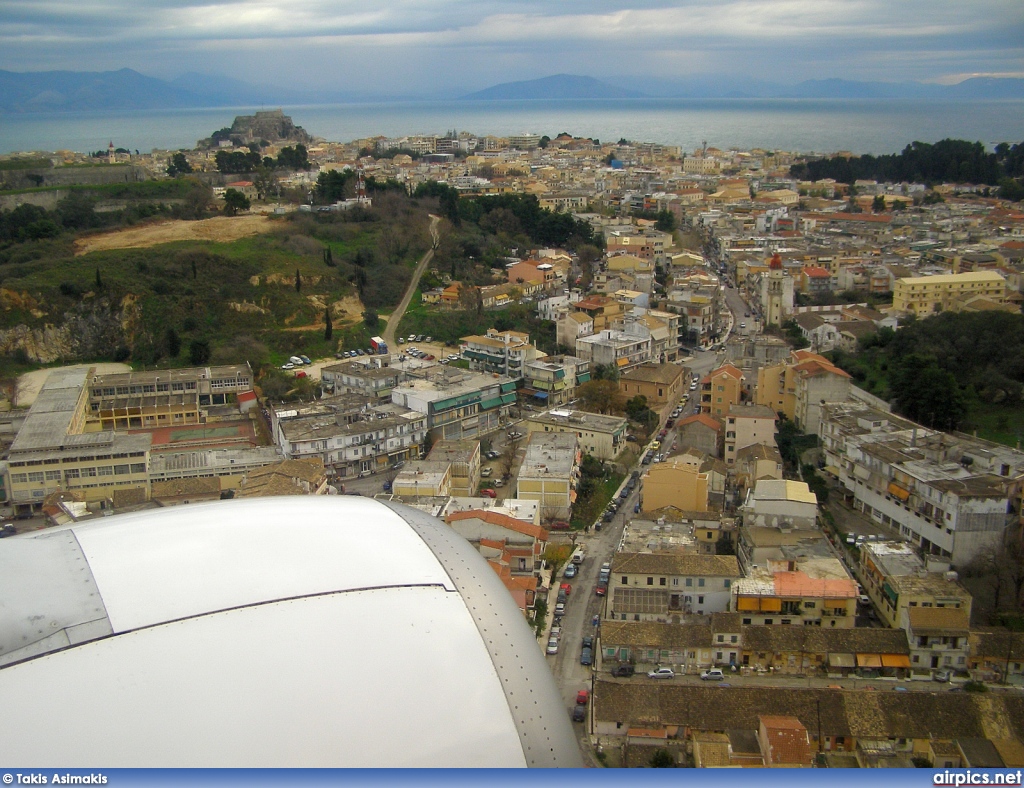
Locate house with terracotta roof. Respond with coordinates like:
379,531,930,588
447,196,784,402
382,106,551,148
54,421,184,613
799,265,834,297
732,557,857,629
700,363,745,418
759,715,813,767
446,508,549,570
236,457,329,497
675,413,722,458
755,349,851,435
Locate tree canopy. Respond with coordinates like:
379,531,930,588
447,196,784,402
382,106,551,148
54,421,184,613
789,138,1024,189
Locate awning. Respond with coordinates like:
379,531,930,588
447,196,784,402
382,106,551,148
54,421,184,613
829,653,856,668
500,392,516,405
616,357,629,367
533,391,548,400
577,372,591,383
881,654,911,668
480,396,503,410
856,653,882,668
887,482,910,501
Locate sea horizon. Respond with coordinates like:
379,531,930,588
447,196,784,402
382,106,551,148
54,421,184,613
1,97,1022,159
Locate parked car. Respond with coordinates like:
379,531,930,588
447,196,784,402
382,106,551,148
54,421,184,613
580,647,593,666
934,670,952,683
554,602,565,616
560,582,572,597
612,664,635,678
480,467,493,478
281,362,295,370
289,356,303,365
700,669,725,681
563,563,577,579
576,690,589,705
480,488,497,499
0,523,16,538
582,636,593,649
647,668,675,679
299,355,311,364
294,370,307,378
595,582,607,597
485,450,501,460
493,478,505,488
571,705,586,723
546,638,559,655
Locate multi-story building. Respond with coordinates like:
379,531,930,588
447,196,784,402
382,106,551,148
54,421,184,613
516,432,580,521
700,364,745,418
607,553,741,620
425,439,482,497
460,329,541,380
574,325,652,374
392,460,452,497
723,404,778,465
618,363,685,409
739,479,818,531
640,460,710,513
858,541,973,629
391,367,517,441
84,364,253,430
273,398,427,478
902,606,971,677
320,357,405,401
756,350,851,435
732,558,858,629
8,368,153,512
525,408,626,461
893,271,1008,317
521,355,590,407
820,403,1024,564
556,311,594,349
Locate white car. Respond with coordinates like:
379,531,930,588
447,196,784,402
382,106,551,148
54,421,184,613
700,669,725,681
647,668,675,680
281,363,295,370
546,638,559,655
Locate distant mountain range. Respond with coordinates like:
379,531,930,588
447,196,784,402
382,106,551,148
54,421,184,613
1,68,1022,113
460,75,645,100
465,73,1024,101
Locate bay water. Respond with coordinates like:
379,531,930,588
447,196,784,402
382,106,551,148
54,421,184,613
1,97,1022,157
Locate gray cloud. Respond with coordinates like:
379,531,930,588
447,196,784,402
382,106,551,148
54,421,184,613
0,0,1020,92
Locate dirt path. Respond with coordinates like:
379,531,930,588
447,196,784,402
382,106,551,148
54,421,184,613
382,215,440,347
74,214,276,256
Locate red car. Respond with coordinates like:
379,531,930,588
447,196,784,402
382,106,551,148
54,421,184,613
560,582,572,597
595,582,607,596
576,690,589,706
481,488,497,498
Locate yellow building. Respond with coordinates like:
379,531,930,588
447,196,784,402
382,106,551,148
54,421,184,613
516,433,580,521
732,558,858,628
893,271,1007,317
640,460,709,513
700,364,745,418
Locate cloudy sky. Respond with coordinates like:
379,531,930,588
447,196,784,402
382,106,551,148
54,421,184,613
3,0,1023,94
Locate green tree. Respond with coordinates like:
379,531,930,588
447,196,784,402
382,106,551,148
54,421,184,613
189,339,211,366
95,268,103,290
871,194,887,212
165,327,181,358
166,152,192,177
324,308,333,341
890,353,967,430
363,309,379,330
649,749,675,768
625,395,649,421
223,188,250,216
655,210,677,233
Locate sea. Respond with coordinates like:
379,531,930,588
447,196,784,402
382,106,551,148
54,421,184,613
1,98,1022,157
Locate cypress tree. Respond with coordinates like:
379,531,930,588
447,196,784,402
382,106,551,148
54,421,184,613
324,308,333,341
295,268,301,293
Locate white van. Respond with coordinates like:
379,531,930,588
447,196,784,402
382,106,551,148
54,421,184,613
571,548,586,565
289,356,304,365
